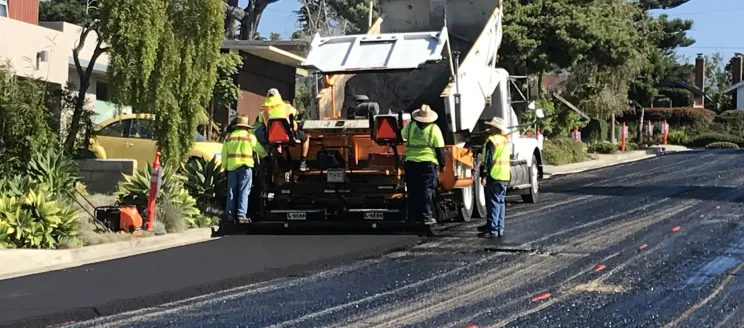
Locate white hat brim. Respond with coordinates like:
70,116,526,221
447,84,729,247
412,109,438,123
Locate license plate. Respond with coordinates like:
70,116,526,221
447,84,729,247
364,212,384,220
326,169,345,183
287,212,306,220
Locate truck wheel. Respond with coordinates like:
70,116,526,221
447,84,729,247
521,155,539,203
473,154,487,218
454,185,474,222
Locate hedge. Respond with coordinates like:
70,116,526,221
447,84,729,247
543,137,588,165
684,132,744,148
619,107,715,129
587,141,617,154
705,142,739,149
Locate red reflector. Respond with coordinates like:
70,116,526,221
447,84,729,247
376,118,397,140
268,121,290,144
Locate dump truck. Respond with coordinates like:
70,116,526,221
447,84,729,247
251,0,544,228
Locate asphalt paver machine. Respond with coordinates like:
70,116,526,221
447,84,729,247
246,0,545,231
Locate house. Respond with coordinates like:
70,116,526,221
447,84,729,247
0,0,128,125
220,39,310,126
724,55,743,110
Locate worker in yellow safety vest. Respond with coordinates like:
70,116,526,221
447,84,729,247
401,104,446,225
477,117,511,238
222,116,267,224
255,88,310,171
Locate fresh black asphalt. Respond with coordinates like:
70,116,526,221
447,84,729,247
4,150,744,328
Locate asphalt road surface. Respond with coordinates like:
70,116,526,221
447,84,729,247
11,150,744,328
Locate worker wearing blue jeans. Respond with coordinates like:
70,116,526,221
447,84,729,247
222,117,267,223
478,117,511,238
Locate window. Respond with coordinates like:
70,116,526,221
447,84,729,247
128,119,153,139
96,82,110,101
98,120,128,137
0,0,7,18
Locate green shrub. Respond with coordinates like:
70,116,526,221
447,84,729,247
182,157,227,216
620,107,715,131
0,187,79,249
684,132,744,148
543,137,589,165
618,142,640,151
0,62,59,174
716,110,744,136
705,142,739,149
116,163,202,229
587,141,617,154
666,130,688,145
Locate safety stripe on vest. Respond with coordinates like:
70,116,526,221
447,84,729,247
227,136,253,142
227,153,253,159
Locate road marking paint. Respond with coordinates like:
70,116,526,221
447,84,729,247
700,214,705,218
672,226,681,232
593,264,606,272
640,243,649,249
716,205,721,209
530,292,551,302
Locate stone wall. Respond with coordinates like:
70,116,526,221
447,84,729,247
78,159,137,195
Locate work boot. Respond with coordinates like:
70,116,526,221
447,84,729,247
237,217,252,224
299,159,308,171
424,218,437,225
477,224,489,233
478,232,496,238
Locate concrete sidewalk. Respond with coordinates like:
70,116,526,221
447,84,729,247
543,145,688,177
0,228,215,280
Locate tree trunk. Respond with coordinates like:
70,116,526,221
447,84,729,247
537,71,544,99
225,0,239,39
239,0,270,40
611,114,616,144
637,107,645,144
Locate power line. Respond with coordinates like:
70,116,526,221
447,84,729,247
684,46,744,49
659,7,744,16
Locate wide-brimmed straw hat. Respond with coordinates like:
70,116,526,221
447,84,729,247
411,104,438,123
484,117,506,132
234,116,253,129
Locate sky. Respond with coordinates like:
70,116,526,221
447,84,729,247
251,0,744,64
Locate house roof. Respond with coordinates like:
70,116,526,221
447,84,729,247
725,80,744,93
221,40,309,76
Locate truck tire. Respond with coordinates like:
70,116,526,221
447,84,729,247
521,155,539,203
454,185,474,222
473,154,487,218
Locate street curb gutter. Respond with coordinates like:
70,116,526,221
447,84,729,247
0,228,215,281
542,147,691,179
0,238,424,328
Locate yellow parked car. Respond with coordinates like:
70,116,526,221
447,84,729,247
89,114,223,171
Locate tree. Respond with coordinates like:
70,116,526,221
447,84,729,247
269,32,281,41
100,0,225,165
210,52,243,137
295,0,353,38
705,52,732,112
61,1,107,154
239,0,281,40
39,0,90,25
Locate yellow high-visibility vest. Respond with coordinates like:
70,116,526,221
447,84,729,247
486,134,511,181
402,122,445,165
255,96,298,129
221,129,266,170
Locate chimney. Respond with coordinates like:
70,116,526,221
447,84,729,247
731,54,743,85
694,53,705,108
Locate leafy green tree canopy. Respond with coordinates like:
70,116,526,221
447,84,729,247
99,0,225,165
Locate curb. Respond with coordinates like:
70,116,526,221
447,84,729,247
0,228,215,281
543,147,689,179
1,237,424,328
